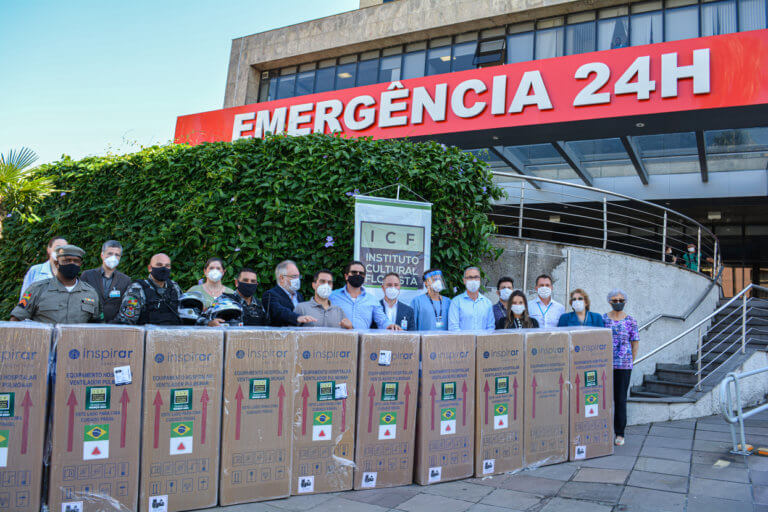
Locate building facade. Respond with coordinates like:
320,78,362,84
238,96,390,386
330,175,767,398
177,0,768,291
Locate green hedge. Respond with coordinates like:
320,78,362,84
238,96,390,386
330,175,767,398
0,134,503,316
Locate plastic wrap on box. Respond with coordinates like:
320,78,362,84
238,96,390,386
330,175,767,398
0,322,52,512
523,330,569,468
48,324,145,512
415,332,475,485
475,331,524,477
291,329,358,495
219,328,296,505
353,331,420,490
140,327,223,512
568,327,614,461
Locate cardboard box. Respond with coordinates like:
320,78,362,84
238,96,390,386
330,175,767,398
0,322,51,512
49,325,145,512
291,329,358,495
219,328,296,505
415,332,475,485
354,331,420,490
140,328,223,512
475,332,524,477
568,328,614,461
523,331,569,468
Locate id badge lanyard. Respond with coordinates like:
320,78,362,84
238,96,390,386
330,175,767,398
430,297,444,328
537,301,552,326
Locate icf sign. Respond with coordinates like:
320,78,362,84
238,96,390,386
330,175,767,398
354,196,431,305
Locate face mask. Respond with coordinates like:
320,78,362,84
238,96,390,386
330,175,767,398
465,280,481,293
511,304,526,315
316,283,332,299
237,282,258,298
289,277,301,291
58,263,81,280
572,299,586,312
348,274,365,288
385,287,400,300
688,247,696,253
104,255,120,269
611,302,626,312
537,286,552,299
207,269,223,282
151,266,171,282
431,279,444,293
499,288,513,301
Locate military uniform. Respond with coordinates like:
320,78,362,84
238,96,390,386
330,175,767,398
114,278,183,325
11,277,101,324
199,292,268,326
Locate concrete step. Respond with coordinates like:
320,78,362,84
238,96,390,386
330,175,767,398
718,298,768,308
708,318,768,334
641,375,694,395
629,387,673,399
655,363,700,385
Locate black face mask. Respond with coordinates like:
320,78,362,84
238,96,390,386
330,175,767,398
237,282,258,298
347,274,365,288
151,266,171,282
611,302,626,312
58,263,81,280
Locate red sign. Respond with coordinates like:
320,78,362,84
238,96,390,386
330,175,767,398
174,30,768,145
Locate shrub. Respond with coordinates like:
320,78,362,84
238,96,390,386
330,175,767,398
0,134,503,316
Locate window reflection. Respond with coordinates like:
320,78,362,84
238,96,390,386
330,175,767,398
315,66,336,93
666,6,699,41
356,59,379,86
336,63,356,90
402,50,426,79
507,32,534,63
452,41,477,71
427,46,451,75
379,55,402,82
295,70,315,97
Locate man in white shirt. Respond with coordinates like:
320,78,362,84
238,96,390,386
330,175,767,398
19,236,67,299
448,266,495,331
528,274,565,329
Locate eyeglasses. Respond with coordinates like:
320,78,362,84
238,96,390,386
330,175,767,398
348,270,366,276
610,299,626,304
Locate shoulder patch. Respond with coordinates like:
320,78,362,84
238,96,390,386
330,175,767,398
126,297,139,307
18,292,32,308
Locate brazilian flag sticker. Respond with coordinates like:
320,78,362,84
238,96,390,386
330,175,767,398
0,430,8,467
494,403,509,430
378,411,397,440
170,421,193,455
83,424,109,460
312,411,332,441
440,407,456,435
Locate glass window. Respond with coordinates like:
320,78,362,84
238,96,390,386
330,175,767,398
505,144,577,179
402,50,426,79
452,41,477,71
665,5,699,41
356,58,379,86
379,55,402,82
634,132,700,174
705,127,768,171
566,21,596,55
266,76,279,102
335,63,356,90
739,0,767,30
315,66,336,93
701,0,737,35
598,17,629,50
535,27,565,59
566,138,637,177
507,32,534,63
276,75,296,99
295,70,315,97
631,11,663,45
427,46,451,75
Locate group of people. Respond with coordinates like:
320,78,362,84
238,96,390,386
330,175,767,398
10,236,638,446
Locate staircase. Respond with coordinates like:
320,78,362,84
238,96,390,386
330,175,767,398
630,297,768,400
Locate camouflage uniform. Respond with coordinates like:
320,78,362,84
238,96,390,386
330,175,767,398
114,278,183,325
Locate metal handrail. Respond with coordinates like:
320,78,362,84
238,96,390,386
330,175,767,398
720,366,768,455
634,283,768,366
491,171,720,279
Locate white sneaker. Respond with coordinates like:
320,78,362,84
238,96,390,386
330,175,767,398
615,436,625,446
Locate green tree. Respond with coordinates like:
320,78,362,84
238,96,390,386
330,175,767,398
0,148,56,238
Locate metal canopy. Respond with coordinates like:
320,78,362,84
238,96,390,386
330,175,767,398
552,141,594,186
620,136,650,185
488,146,542,189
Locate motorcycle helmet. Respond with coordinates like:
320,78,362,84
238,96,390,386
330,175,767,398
208,296,243,324
178,291,205,325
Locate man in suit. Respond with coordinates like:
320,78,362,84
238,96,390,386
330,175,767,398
378,272,415,330
262,259,317,326
81,240,132,323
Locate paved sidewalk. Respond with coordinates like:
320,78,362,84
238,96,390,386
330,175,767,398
211,412,768,512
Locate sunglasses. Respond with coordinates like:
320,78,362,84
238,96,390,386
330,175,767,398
348,270,366,276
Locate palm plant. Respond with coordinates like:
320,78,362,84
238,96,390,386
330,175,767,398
0,148,56,238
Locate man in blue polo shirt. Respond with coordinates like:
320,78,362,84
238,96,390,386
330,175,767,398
329,261,400,331
448,266,495,331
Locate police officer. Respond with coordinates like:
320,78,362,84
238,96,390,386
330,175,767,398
201,267,268,326
115,253,183,325
10,244,101,324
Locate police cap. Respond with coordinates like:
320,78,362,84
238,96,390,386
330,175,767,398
56,244,86,260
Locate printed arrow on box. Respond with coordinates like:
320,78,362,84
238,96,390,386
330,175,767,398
301,384,309,436
66,390,77,453
367,384,375,434
21,391,32,455
462,380,468,426
575,373,581,415
153,391,162,450
483,380,490,425
234,385,244,441
531,376,537,419
277,383,286,437
513,377,518,421
403,382,411,429
201,388,210,445
119,388,130,448
429,384,436,431
559,373,564,416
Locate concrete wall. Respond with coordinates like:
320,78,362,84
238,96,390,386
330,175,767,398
627,351,768,425
224,0,628,106
481,237,720,387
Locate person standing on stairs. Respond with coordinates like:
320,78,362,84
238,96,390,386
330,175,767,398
603,288,639,446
